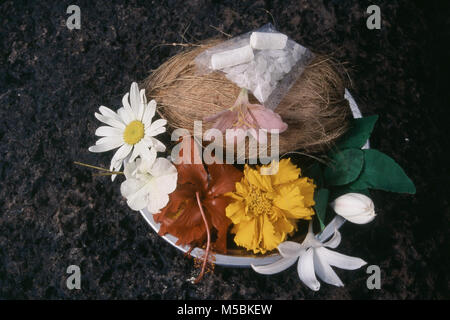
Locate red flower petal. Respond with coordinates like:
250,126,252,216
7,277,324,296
154,137,243,253
165,199,207,246
175,136,208,191
202,195,232,253
207,163,243,196
153,185,193,235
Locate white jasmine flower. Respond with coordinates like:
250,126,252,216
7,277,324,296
331,193,376,224
89,82,167,180
120,157,177,214
252,220,366,291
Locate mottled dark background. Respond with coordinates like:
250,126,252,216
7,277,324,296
0,0,449,299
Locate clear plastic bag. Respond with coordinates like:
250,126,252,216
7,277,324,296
195,23,315,110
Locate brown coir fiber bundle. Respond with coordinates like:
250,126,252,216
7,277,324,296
143,40,350,156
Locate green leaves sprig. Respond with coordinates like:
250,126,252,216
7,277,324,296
307,115,416,230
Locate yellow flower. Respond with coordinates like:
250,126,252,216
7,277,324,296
226,159,316,254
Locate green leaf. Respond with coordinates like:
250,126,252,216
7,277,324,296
329,186,370,201
314,188,329,231
304,162,324,188
349,149,416,194
324,149,364,186
336,115,379,150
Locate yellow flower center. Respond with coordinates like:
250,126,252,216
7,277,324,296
123,120,145,145
247,187,272,217
230,105,257,129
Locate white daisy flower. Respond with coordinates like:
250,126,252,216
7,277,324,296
89,82,167,180
120,157,178,214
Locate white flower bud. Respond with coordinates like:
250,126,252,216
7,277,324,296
331,193,376,224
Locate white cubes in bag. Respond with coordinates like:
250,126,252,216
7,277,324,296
207,30,309,103
250,32,288,50
211,45,254,70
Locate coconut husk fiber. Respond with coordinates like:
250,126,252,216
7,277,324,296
143,39,351,157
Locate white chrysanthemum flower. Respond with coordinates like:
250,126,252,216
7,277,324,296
252,219,366,291
89,82,167,180
120,157,177,214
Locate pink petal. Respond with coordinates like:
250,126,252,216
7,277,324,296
204,110,237,133
247,104,288,132
204,109,229,122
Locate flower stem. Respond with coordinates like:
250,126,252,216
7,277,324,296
194,191,211,284
232,88,249,109
73,161,123,175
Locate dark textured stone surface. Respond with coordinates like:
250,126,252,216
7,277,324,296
0,0,449,299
